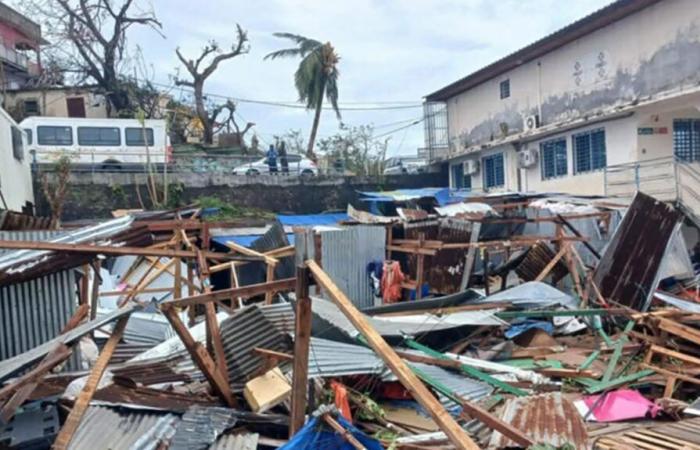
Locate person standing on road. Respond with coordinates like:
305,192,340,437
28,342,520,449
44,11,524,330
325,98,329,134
267,144,278,174
278,140,289,174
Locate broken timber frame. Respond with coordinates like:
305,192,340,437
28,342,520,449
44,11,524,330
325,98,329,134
306,259,479,450
289,265,312,437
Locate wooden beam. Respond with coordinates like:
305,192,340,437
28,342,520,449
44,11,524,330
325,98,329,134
0,344,71,402
196,249,228,386
89,260,101,320
306,260,479,450
52,316,129,450
459,222,481,291
535,244,568,282
0,240,261,261
162,278,296,308
225,241,279,266
265,263,276,304
160,306,237,407
387,245,437,256
290,266,312,438
459,400,534,448
322,413,366,450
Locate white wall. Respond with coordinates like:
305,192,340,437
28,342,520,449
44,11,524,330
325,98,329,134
446,0,700,153
0,109,33,211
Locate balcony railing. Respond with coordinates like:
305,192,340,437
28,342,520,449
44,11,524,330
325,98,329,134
0,43,38,74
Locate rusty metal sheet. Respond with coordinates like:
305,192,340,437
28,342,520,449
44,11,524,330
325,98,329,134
515,242,568,283
0,210,57,230
488,393,589,449
592,192,683,311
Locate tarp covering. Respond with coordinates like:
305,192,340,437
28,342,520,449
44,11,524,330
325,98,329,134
469,281,579,309
280,415,382,450
358,188,451,206
277,213,348,226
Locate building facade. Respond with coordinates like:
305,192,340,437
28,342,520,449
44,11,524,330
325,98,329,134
4,86,110,121
425,0,700,197
0,2,45,93
0,105,33,212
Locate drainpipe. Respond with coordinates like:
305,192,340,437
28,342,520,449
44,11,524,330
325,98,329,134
537,61,543,124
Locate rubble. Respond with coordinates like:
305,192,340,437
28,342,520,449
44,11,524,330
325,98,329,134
2,191,700,449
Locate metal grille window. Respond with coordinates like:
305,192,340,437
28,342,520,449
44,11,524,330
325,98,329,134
540,138,567,179
37,126,73,146
125,127,154,146
673,119,700,161
500,79,510,99
573,128,606,174
482,153,505,188
78,127,121,146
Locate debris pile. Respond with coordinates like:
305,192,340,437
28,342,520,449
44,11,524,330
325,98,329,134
2,191,700,449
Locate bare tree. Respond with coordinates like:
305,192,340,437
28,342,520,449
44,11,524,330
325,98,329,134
175,26,249,144
23,0,162,114
40,155,72,225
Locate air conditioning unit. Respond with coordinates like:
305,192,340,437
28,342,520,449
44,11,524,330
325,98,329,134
523,114,540,132
518,148,538,168
463,159,480,175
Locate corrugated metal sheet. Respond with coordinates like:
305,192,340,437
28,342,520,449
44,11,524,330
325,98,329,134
0,269,81,370
593,192,683,311
469,281,578,309
310,296,502,341
258,302,295,334
236,220,294,287
220,305,291,388
209,433,259,450
403,362,493,411
68,405,179,450
306,337,385,378
0,304,139,382
318,225,386,309
488,393,589,449
169,406,237,450
0,210,57,230
0,215,134,271
515,242,569,283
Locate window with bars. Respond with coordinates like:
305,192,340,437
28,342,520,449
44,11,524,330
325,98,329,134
482,153,505,188
499,79,510,99
540,138,567,179
673,119,700,161
573,128,606,174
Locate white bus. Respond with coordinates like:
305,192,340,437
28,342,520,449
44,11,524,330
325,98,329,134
20,117,171,169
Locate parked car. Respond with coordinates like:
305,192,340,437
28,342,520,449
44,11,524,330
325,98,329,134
383,157,428,175
231,154,318,176
21,116,171,170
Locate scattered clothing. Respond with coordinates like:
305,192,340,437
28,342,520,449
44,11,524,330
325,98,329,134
381,261,405,303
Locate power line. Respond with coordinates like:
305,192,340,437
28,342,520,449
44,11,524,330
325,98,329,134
146,79,423,111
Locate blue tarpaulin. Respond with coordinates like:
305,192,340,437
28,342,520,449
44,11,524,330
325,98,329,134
504,320,554,339
280,415,383,450
277,212,348,226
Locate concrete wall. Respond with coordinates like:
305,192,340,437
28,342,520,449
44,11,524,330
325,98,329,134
34,171,448,221
447,0,700,152
0,110,33,211
5,89,108,119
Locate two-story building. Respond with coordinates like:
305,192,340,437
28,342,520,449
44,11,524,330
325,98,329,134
424,0,700,204
0,2,45,93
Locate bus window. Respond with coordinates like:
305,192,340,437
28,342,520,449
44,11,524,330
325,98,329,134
78,127,121,146
125,127,154,146
24,128,32,145
37,126,73,146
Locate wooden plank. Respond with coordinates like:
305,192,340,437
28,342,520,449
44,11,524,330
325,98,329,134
307,260,479,450
265,263,276,304
89,260,101,320
387,245,438,256
174,230,182,300
160,306,237,407
52,316,129,450
322,413,366,450
459,399,534,448
657,317,700,346
534,244,568,282
290,266,312,438
196,249,228,386
0,240,260,261
459,222,481,291
0,344,71,402
225,241,279,266
163,278,296,308
648,344,700,366
602,321,635,382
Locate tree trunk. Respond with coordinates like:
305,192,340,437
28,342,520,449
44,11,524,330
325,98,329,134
306,82,325,161
193,80,213,144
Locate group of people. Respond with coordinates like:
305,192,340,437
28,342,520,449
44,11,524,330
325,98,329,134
265,142,289,174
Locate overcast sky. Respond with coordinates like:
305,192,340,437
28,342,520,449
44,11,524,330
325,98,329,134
28,0,613,155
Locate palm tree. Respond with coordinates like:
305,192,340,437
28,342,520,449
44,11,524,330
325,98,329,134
265,33,340,160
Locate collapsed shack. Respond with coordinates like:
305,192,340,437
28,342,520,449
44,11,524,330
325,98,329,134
2,191,700,449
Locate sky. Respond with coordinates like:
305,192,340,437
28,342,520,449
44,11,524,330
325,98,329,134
25,0,613,156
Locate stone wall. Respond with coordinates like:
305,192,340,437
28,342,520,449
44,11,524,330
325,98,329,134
34,169,448,220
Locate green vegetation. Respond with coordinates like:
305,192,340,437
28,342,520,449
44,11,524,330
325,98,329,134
196,196,274,221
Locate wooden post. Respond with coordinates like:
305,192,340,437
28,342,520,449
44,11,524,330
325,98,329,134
290,266,312,438
173,229,182,300
89,260,101,320
80,264,90,305
52,316,129,450
483,249,490,296
196,249,228,384
416,232,426,300
160,305,237,407
265,263,276,304
307,260,479,450
459,222,481,291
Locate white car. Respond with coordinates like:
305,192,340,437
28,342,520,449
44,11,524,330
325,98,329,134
232,154,318,176
383,157,428,175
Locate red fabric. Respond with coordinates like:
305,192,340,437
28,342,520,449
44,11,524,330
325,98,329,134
330,381,352,422
381,261,405,303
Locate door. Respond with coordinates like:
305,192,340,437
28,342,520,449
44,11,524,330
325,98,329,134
66,97,86,118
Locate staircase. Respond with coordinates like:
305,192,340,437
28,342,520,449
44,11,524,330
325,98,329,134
604,156,700,225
